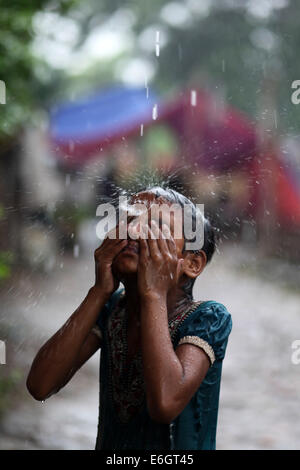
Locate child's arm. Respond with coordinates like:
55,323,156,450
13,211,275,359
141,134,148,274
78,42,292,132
140,297,210,424
26,235,126,402
138,224,211,423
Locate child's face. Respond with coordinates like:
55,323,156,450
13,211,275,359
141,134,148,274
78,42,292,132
112,191,185,280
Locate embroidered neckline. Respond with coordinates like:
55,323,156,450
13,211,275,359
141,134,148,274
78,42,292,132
106,294,204,424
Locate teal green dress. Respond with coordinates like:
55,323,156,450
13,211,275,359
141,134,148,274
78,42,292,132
95,289,232,450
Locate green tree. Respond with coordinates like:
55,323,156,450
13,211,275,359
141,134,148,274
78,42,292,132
0,0,76,139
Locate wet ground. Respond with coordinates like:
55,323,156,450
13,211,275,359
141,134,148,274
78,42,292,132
0,242,300,450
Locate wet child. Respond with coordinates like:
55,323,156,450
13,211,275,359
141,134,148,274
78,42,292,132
27,186,232,450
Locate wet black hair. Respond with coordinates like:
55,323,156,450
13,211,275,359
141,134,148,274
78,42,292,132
141,186,216,263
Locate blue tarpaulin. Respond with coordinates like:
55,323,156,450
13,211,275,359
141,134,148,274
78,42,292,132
50,85,158,165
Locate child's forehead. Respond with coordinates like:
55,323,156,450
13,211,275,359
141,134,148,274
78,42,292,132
130,191,171,207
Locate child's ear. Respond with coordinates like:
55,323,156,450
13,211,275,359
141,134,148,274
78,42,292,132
181,251,207,279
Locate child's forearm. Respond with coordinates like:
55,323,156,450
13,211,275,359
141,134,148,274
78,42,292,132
140,293,184,423
26,286,109,401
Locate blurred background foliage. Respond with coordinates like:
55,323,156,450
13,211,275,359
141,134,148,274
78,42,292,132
0,369,22,417
1,0,300,138
0,0,76,139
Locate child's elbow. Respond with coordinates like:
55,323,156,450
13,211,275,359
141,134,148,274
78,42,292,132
26,375,53,402
26,382,45,402
147,398,178,424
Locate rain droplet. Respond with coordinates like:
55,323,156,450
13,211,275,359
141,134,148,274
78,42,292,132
273,110,278,129
152,104,158,120
155,31,160,57
140,124,144,136
191,90,197,107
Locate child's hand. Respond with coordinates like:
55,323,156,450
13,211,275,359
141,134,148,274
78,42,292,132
137,221,183,300
94,226,127,297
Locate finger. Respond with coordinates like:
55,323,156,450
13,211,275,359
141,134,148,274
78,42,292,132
176,258,184,282
161,222,171,239
162,223,177,256
96,240,126,262
110,239,127,258
139,237,149,262
105,218,129,241
95,236,124,255
139,224,149,255
115,220,127,240
104,225,118,240
147,224,160,259
149,218,160,239
96,232,118,251
156,224,169,256
99,222,127,246
108,220,129,242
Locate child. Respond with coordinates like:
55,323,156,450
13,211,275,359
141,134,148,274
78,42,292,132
27,186,232,450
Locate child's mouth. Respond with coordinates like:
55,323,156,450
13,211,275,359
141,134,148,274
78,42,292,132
122,240,140,255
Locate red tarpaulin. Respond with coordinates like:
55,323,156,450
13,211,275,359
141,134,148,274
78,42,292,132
49,86,300,227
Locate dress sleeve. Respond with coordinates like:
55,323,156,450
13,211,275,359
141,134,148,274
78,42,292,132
177,301,232,366
91,288,124,340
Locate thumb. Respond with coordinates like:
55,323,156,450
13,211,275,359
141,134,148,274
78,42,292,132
176,258,184,282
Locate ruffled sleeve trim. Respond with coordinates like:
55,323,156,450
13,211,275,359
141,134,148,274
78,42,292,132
178,335,215,366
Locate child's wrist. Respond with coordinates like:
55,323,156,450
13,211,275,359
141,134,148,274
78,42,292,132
140,290,167,305
89,285,111,303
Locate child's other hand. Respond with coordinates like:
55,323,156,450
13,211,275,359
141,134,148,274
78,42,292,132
137,221,183,301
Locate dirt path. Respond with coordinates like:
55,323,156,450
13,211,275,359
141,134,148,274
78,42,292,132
0,244,300,449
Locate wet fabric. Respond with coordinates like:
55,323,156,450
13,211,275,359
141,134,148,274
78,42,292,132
95,289,232,450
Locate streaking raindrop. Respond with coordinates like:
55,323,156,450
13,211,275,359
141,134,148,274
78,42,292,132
191,90,197,107
152,104,158,120
155,30,160,57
